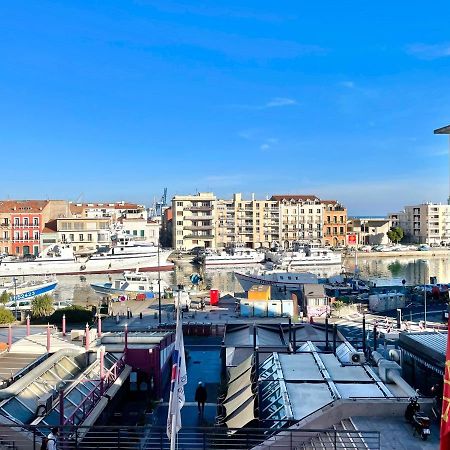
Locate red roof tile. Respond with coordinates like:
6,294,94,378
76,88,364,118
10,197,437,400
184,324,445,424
0,200,49,213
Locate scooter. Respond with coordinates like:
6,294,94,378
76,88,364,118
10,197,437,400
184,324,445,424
405,397,431,441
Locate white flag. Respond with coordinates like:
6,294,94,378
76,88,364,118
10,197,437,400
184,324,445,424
167,308,187,441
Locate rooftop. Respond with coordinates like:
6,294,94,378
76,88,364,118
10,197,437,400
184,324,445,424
0,200,49,214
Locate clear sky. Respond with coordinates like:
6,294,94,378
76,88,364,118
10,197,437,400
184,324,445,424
1,1,450,215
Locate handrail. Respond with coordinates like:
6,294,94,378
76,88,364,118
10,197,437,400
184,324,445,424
63,357,125,426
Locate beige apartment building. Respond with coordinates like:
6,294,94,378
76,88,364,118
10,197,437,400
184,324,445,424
42,217,111,252
172,192,216,250
389,202,450,245
215,193,279,249
172,192,347,250
271,195,324,248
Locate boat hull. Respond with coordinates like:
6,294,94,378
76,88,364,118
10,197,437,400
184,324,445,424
90,283,155,298
0,253,174,277
6,281,58,302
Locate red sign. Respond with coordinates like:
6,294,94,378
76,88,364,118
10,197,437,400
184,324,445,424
347,234,357,245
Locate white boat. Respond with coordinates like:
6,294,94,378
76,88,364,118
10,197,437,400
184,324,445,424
0,235,174,277
266,242,341,267
0,276,58,302
199,245,265,267
234,268,320,292
90,271,170,298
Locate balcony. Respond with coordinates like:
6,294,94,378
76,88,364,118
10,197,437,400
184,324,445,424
184,234,214,240
184,225,213,231
12,223,39,228
184,206,212,212
184,215,214,221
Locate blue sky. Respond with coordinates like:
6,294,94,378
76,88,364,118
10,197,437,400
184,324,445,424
1,1,450,215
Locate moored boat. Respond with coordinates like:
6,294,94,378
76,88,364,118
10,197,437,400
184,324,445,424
0,235,174,277
0,276,58,302
198,245,265,267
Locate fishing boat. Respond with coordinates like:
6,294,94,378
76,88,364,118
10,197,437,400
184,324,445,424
0,275,58,302
266,242,341,267
197,245,265,267
0,234,174,277
90,271,170,299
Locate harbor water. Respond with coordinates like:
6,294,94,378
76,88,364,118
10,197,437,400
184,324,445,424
47,254,450,305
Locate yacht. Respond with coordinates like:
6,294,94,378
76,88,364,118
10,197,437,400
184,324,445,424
90,271,170,298
198,245,265,267
0,276,58,302
266,242,341,267
234,268,320,292
0,234,174,277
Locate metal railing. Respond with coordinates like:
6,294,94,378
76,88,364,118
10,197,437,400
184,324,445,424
64,357,126,426
0,425,380,450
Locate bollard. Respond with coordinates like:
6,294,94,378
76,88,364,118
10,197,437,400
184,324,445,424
325,317,329,351
98,315,102,338
47,323,51,353
124,323,128,353
62,314,66,337
85,323,90,351
7,324,12,352
26,315,30,337
100,349,105,395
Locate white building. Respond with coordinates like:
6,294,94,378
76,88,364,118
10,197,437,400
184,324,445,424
389,203,450,245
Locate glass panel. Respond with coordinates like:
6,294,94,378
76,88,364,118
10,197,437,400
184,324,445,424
2,398,34,423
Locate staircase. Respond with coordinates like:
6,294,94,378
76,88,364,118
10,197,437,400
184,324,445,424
300,418,372,449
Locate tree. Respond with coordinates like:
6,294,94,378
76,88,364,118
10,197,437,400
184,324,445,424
31,294,54,318
0,291,10,304
0,308,15,324
387,226,404,244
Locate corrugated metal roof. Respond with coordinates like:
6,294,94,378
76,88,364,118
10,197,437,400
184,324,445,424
404,332,447,356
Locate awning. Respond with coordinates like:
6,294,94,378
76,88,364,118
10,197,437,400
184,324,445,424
225,367,252,400
225,396,256,429
223,384,254,418
227,355,253,383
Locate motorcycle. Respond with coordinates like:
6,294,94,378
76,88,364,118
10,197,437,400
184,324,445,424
405,397,431,441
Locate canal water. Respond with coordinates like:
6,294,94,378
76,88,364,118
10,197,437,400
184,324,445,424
51,255,450,305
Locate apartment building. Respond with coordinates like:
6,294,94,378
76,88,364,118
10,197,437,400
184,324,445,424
0,200,70,256
70,202,147,220
215,193,279,249
347,218,391,246
119,217,160,245
322,201,348,247
172,192,348,250
271,195,323,248
172,192,216,250
389,203,450,245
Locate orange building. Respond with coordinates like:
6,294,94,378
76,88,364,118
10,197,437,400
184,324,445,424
322,200,347,247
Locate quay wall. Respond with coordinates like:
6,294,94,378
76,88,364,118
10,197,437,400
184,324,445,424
344,249,450,259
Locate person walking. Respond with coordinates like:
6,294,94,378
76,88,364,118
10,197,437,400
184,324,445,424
46,427,58,450
195,381,207,416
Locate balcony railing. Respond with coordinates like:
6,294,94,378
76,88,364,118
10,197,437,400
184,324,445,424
184,234,214,239
184,206,213,212
184,215,214,221
184,225,213,231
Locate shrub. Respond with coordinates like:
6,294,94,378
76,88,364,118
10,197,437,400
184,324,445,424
31,294,55,318
0,291,10,304
49,305,94,325
0,308,15,324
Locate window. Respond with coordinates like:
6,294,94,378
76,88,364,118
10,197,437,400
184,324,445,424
23,218,29,226
15,247,20,254
87,234,93,241
133,230,137,236
177,211,183,216
3,219,8,226
140,230,145,237
33,231,39,240
14,232,19,240
3,231,8,239
79,234,84,241
61,234,66,241
176,202,183,206
309,209,313,214
14,218,19,226
33,217,39,226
